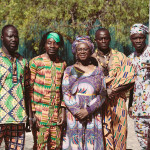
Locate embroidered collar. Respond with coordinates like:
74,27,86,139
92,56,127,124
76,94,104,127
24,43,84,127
0,48,20,60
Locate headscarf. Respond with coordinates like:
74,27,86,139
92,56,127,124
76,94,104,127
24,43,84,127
72,36,94,54
130,24,149,35
47,32,60,42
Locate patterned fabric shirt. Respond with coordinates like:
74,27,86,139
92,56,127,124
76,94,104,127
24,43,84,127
29,53,66,126
129,46,150,116
0,48,30,124
93,49,135,150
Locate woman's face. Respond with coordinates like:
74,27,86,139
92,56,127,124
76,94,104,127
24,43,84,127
76,43,91,61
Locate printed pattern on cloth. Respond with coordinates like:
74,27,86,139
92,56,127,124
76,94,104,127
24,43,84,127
93,49,135,150
37,125,61,150
0,123,25,150
129,46,150,117
62,66,106,150
130,24,149,35
29,53,66,126
134,117,150,150
0,48,30,124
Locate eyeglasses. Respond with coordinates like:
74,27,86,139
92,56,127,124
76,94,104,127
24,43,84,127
76,48,90,52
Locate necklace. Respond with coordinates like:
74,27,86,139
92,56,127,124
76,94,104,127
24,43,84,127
96,49,111,76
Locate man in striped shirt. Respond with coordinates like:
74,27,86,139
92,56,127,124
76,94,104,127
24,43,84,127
29,31,66,150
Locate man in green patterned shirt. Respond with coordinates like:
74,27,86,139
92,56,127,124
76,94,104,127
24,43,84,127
0,25,30,150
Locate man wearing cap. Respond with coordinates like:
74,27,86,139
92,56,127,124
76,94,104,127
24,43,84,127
29,31,66,150
129,23,150,149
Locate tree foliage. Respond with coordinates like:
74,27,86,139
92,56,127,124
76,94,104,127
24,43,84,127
0,0,149,52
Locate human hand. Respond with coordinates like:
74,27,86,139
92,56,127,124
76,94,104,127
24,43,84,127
128,107,133,119
57,108,66,126
141,62,150,72
107,88,116,99
29,116,38,129
75,109,88,120
26,118,31,132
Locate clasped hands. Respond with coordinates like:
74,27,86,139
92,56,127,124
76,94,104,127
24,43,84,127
75,109,89,120
74,88,116,122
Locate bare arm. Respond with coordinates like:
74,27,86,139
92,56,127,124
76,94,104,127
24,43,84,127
128,89,134,118
107,82,134,99
113,82,134,93
128,88,133,108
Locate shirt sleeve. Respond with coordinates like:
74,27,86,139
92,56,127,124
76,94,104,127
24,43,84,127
86,72,106,114
62,67,80,115
29,59,37,112
61,61,67,108
111,53,135,89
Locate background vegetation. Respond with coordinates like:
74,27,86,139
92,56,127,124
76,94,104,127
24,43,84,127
0,0,149,63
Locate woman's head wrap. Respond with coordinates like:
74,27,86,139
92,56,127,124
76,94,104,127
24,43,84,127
130,24,149,35
72,36,94,54
47,32,60,42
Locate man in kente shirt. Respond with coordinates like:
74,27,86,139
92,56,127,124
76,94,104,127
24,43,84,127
29,31,66,150
92,28,135,150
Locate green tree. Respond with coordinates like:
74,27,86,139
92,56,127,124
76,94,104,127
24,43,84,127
0,0,149,52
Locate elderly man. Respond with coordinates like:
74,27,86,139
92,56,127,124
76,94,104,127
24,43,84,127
92,28,135,150
0,25,30,149
128,24,150,150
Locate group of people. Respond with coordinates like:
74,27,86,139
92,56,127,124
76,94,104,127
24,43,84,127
0,23,149,150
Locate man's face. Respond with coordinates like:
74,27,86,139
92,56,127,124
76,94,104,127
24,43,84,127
1,27,19,53
130,33,146,53
95,30,111,51
45,38,60,56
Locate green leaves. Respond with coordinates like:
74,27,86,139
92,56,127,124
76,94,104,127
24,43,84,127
0,0,149,51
